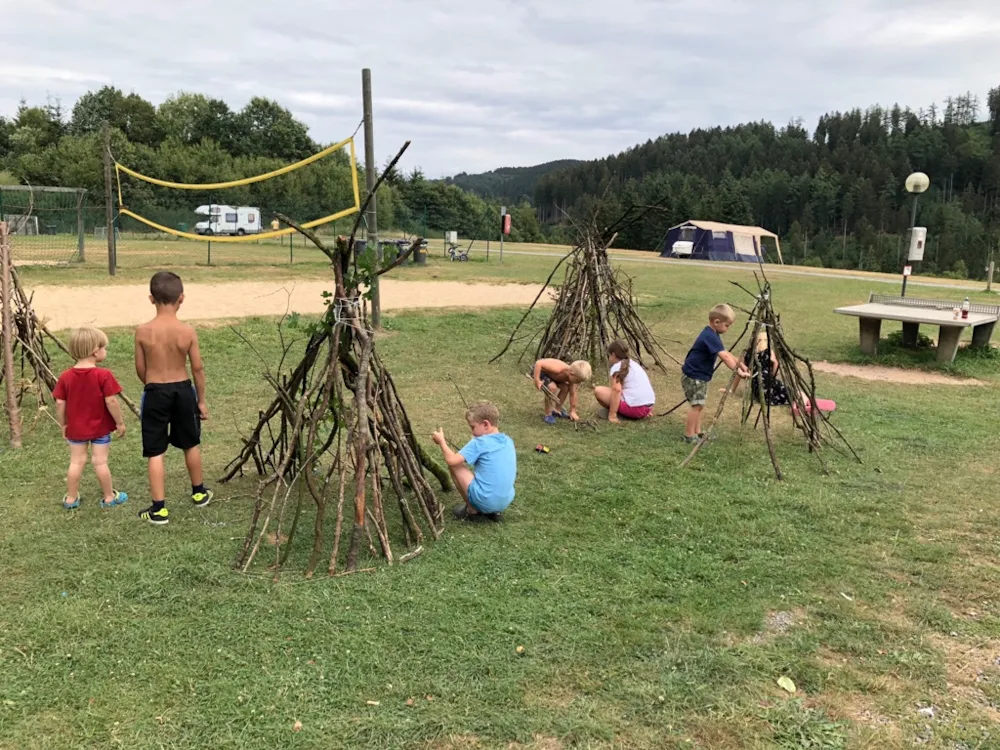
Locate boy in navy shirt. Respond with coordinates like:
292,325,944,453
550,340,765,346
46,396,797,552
432,401,517,522
681,304,750,442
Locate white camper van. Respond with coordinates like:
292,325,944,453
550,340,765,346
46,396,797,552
193,205,261,236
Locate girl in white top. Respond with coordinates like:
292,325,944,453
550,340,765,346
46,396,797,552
593,340,656,423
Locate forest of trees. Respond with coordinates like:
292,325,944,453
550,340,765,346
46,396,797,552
3,85,1000,277
446,160,581,202
0,86,544,244
521,90,1000,277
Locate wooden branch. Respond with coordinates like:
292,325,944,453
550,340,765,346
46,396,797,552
1,225,23,449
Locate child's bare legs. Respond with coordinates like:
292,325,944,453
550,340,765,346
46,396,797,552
685,405,703,438
90,442,115,502
555,384,569,414
447,463,480,514
148,454,167,500
183,446,204,488
594,386,621,420
66,443,88,500
544,383,568,417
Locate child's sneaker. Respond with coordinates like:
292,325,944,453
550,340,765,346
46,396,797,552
100,491,128,509
63,495,80,510
542,415,557,425
192,489,214,508
138,505,169,525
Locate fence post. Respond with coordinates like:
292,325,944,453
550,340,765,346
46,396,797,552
362,68,381,329
102,122,116,276
1,222,23,448
76,189,86,262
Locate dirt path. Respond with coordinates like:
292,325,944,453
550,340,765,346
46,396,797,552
28,279,548,331
812,361,984,386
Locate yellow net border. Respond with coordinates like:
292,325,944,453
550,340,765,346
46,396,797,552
114,137,362,243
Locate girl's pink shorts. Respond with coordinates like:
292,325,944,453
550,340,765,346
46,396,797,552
617,400,653,420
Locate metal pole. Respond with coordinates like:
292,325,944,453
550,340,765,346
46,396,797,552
102,121,116,276
362,68,381,329
76,189,86,262
207,198,213,266
901,194,918,297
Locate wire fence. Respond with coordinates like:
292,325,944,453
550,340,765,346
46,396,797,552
3,182,439,271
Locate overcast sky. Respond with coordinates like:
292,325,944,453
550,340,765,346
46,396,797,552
3,0,999,177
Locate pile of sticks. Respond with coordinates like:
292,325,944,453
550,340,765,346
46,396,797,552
682,274,861,479
493,222,671,372
223,142,447,577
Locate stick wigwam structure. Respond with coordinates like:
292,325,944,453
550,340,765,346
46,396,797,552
492,217,673,372
223,142,447,577
681,273,862,479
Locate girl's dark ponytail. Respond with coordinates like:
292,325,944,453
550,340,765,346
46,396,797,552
608,340,631,383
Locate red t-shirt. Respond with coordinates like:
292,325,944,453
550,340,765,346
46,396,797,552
53,367,123,441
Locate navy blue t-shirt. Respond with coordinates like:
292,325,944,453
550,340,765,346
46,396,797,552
682,326,725,381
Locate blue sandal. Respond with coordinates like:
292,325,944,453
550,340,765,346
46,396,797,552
100,491,128,509
63,495,80,510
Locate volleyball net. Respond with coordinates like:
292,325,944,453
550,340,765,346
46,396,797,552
111,135,363,267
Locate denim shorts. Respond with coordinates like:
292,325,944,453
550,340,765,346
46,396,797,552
68,433,112,446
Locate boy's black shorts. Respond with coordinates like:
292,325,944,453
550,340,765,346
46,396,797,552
141,381,201,458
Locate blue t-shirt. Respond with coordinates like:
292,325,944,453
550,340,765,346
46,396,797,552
459,433,517,513
682,326,725,381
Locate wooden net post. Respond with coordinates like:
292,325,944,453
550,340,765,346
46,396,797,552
1,222,23,448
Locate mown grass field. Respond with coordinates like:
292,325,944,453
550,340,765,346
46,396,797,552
2,254,999,749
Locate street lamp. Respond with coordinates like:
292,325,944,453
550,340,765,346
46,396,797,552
901,171,930,297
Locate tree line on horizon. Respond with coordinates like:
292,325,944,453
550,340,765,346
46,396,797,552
3,85,1000,277
473,90,1000,277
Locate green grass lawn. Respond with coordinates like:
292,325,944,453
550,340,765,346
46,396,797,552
2,258,999,749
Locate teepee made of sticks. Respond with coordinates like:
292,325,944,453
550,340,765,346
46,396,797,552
493,220,673,372
681,274,861,479
223,144,448,577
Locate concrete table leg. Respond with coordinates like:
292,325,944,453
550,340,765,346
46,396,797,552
901,321,920,348
858,317,881,355
971,321,996,349
937,325,962,363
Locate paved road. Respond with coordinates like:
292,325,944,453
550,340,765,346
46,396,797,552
499,249,992,294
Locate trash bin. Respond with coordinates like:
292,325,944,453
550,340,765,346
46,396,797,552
177,223,188,233
411,243,428,266
380,240,399,265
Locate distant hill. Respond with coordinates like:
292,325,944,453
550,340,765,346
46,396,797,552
445,159,582,203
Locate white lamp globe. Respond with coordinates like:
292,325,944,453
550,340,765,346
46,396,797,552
905,172,930,194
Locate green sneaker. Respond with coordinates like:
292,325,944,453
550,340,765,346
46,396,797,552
138,505,169,525
192,489,214,508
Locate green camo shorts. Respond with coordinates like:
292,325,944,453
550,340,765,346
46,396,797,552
681,374,709,406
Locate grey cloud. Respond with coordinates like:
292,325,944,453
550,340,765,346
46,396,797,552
1,0,998,176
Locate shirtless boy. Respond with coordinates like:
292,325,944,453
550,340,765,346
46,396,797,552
532,358,592,424
134,271,212,525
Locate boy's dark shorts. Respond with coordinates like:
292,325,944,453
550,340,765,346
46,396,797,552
141,381,201,458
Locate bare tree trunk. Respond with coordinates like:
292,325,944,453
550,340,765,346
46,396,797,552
1,224,22,449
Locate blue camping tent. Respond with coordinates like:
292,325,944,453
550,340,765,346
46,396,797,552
660,220,783,264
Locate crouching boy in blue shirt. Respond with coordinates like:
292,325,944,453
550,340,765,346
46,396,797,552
432,401,517,522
